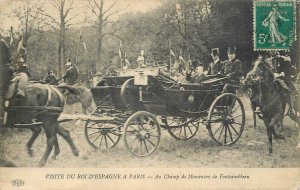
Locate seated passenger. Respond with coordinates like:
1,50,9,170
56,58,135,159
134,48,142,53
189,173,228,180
207,48,223,75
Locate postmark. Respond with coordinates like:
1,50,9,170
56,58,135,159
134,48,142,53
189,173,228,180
253,0,296,51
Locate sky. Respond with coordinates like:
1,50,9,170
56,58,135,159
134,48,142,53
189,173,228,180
0,0,162,35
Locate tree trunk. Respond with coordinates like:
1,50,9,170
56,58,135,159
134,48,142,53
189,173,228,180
58,40,62,77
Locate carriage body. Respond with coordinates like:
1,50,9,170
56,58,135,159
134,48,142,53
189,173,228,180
91,67,226,116
86,66,245,156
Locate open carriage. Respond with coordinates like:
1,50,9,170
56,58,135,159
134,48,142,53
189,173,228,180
86,66,245,156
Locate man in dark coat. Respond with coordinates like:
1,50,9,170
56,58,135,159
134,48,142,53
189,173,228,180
221,46,243,93
42,70,58,85
207,48,223,75
62,58,78,85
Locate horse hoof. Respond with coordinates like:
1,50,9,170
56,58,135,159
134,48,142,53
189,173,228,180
51,155,57,160
73,150,79,157
27,149,34,157
38,161,46,167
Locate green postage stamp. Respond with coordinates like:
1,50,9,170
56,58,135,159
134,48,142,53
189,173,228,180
254,0,296,51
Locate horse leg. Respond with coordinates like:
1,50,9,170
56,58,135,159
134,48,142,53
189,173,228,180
38,122,55,167
266,125,273,154
271,113,285,139
253,111,257,129
56,124,79,156
52,133,60,160
26,127,42,157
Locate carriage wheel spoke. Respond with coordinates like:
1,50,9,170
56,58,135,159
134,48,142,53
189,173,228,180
132,139,139,153
106,133,115,144
217,124,225,142
98,134,104,148
227,124,234,142
232,114,242,118
139,139,143,155
143,140,149,153
186,124,194,136
229,123,239,136
92,133,102,144
88,131,101,136
146,139,155,147
232,121,242,125
179,126,183,138
213,123,223,137
224,124,228,144
104,135,108,148
183,125,187,139
128,136,139,145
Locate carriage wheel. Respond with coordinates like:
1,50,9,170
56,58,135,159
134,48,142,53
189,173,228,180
124,111,161,157
207,93,245,146
84,121,121,149
164,117,199,140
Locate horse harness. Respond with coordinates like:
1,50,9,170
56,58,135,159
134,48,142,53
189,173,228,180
5,84,64,118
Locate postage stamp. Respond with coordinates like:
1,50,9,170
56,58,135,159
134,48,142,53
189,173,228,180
253,0,297,51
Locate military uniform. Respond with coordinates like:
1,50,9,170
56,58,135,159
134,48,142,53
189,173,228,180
15,57,30,97
42,71,58,85
207,60,222,75
221,46,243,93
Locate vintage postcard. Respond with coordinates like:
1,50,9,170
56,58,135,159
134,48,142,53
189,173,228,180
0,0,299,189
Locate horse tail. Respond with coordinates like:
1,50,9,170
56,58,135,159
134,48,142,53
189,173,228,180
56,85,81,95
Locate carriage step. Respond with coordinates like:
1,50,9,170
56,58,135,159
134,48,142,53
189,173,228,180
14,122,42,127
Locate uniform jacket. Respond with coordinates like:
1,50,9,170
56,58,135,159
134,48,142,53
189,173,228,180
207,60,223,75
221,58,243,80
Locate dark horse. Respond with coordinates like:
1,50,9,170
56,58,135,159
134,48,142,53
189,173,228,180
1,39,79,167
244,59,300,154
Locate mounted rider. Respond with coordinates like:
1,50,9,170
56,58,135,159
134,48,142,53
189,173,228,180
266,52,297,114
62,58,79,85
221,46,243,93
13,35,31,98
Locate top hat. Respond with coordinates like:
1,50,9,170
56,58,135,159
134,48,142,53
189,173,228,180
211,48,219,56
227,46,237,54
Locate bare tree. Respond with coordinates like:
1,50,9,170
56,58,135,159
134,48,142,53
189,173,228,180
86,0,129,70
12,0,44,64
38,0,77,76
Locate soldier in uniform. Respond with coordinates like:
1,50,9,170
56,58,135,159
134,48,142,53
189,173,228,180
221,46,243,93
137,50,146,68
42,69,58,85
62,58,79,85
271,52,297,114
207,48,223,75
15,57,31,97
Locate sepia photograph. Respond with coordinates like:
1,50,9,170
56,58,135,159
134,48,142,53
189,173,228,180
0,0,299,189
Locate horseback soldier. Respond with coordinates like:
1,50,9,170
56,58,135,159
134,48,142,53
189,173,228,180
15,57,31,98
221,46,243,93
42,69,58,85
267,52,297,114
62,58,79,85
207,48,223,75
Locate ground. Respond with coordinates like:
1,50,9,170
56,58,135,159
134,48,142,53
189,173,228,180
0,97,299,168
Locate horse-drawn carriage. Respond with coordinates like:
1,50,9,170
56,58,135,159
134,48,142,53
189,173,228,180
85,66,245,156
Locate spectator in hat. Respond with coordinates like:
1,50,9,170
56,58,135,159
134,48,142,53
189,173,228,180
221,46,243,93
207,48,223,75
